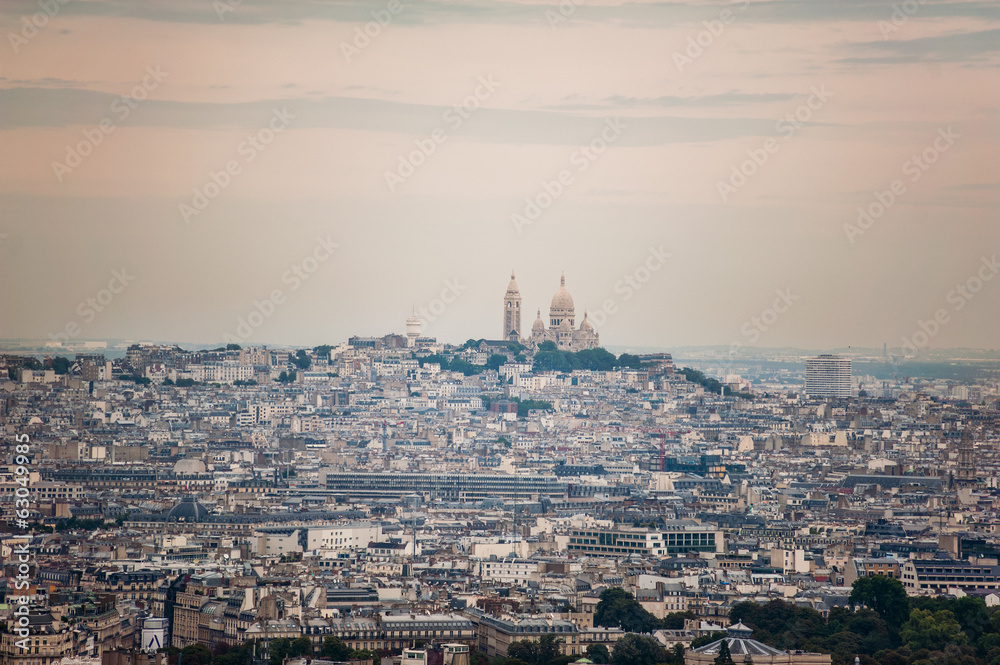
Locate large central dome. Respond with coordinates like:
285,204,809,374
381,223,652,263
550,274,574,311
549,273,575,329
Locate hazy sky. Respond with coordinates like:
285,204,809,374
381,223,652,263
1,0,998,352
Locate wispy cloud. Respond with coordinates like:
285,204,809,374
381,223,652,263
842,28,1000,65
2,0,997,27
0,87,806,145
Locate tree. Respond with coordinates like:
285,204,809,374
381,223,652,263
850,575,910,631
671,644,686,665
517,399,553,419
912,596,990,642
714,640,734,665
181,644,212,665
507,640,538,664
900,609,967,652
289,636,313,657
610,634,666,665
661,611,696,630
293,349,312,370
349,649,378,662
617,353,643,369
729,600,825,651
487,354,507,371
691,633,728,649
535,634,563,665
593,588,660,634
269,638,292,665
507,635,561,665
161,647,181,665
449,358,485,376
226,343,241,350
214,642,255,665
49,356,72,374
586,643,610,664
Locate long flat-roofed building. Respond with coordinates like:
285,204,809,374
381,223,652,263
900,559,1000,595
568,521,724,558
321,470,568,501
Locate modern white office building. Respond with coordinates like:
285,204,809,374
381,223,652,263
804,354,852,398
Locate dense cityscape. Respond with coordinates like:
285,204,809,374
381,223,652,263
2,274,1000,665
3,0,996,665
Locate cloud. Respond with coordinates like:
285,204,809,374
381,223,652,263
842,28,1000,64
547,92,799,111
0,86,798,145
2,0,997,28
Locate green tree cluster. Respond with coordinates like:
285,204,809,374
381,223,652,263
320,636,351,661
516,398,553,419
610,633,669,665
731,579,1000,665
506,634,563,665
266,637,313,665
533,344,641,373
292,350,312,370
678,367,753,399
48,356,72,374
417,354,485,376
593,588,695,634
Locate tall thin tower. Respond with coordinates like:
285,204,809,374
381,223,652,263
956,428,976,488
406,308,421,348
503,271,522,342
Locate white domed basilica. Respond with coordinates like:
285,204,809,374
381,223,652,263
502,272,600,351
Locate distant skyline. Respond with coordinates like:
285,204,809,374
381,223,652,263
1,0,998,351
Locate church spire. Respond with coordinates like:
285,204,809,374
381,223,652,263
503,271,522,342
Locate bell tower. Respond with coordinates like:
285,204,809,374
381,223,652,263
503,271,522,341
